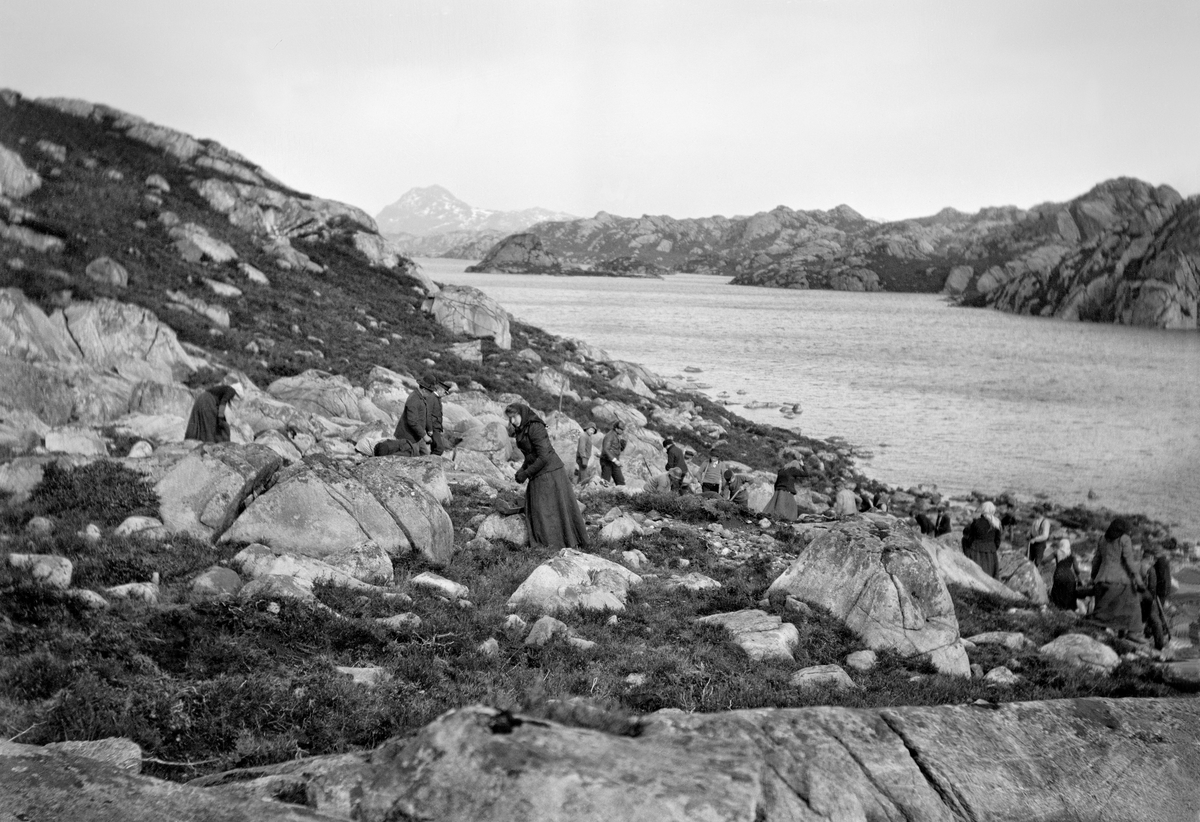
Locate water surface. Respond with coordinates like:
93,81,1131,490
419,259,1200,541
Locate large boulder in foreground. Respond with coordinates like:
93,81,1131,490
421,284,511,349
767,519,970,676
188,697,1200,822
154,443,282,541
221,458,453,567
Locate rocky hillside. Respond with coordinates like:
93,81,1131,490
3,88,1200,819
465,233,665,278
377,185,576,259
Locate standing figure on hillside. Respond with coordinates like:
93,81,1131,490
396,378,436,455
184,384,239,443
576,423,597,484
763,462,807,521
1028,508,1053,566
698,451,723,496
505,403,588,550
961,501,1002,579
1049,538,1083,611
663,437,687,493
600,421,627,486
934,504,953,536
427,380,454,456
1089,517,1145,641
1139,549,1170,650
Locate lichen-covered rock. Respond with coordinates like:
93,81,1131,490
697,609,800,662
768,519,970,676
507,549,641,614
1039,633,1120,672
7,553,72,588
0,142,41,198
154,442,281,540
267,370,363,420
422,285,511,349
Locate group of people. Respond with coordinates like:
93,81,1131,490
954,499,1173,651
376,378,457,457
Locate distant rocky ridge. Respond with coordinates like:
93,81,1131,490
465,233,665,278
481,179,1196,328
376,185,576,258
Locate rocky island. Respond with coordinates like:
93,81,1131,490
2,88,1200,820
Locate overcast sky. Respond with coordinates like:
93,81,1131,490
4,0,1197,222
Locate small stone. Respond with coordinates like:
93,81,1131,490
127,441,154,459
606,614,618,626
266,601,281,614
971,664,985,679
411,571,468,600
25,516,54,536
984,666,1020,687
78,523,102,542
845,650,877,672
7,553,73,588
376,613,421,632
477,637,500,656
336,666,390,686
504,614,528,637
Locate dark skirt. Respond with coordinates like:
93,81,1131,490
1092,581,1142,635
761,489,798,521
525,466,588,550
1049,558,1078,610
964,547,999,579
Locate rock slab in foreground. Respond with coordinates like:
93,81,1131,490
346,697,1200,821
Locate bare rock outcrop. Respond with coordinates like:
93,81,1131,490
422,284,512,349
465,232,562,273
767,519,970,676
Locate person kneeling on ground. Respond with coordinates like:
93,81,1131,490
505,403,588,550
184,384,240,443
833,483,860,518
600,421,627,485
724,469,750,507
396,378,437,455
645,467,684,494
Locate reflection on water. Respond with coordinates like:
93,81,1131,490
419,259,1200,541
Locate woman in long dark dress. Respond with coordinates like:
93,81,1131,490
761,462,806,521
184,385,238,442
505,403,588,550
1049,539,1082,611
1089,517,1144,640
961,501,1002,579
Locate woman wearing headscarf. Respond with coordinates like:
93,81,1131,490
762,461,806,521
505,403,588,550
184,385,238,443
1049,538,1083,611
961,501,1002,578
1089,517,1144,640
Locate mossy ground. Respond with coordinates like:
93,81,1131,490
0,467,1178,783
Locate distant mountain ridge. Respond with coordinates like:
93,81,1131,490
376,185,576,240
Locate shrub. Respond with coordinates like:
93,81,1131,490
25,461,159,528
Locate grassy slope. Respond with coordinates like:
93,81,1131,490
0,95,1184,782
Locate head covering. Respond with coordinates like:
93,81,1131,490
723,468,733,482
583,423,597,433
980,501,1001,530
1054,538,1072,561
662,437,673,448
503,403,543,432
668,466,683,478
1104,518,1131,543
207,385,239,404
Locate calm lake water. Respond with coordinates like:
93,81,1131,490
419,259,1200,542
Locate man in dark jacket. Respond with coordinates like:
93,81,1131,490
427,380,455,456
600,421,627,486
396,379,436,455
663,437,686,493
